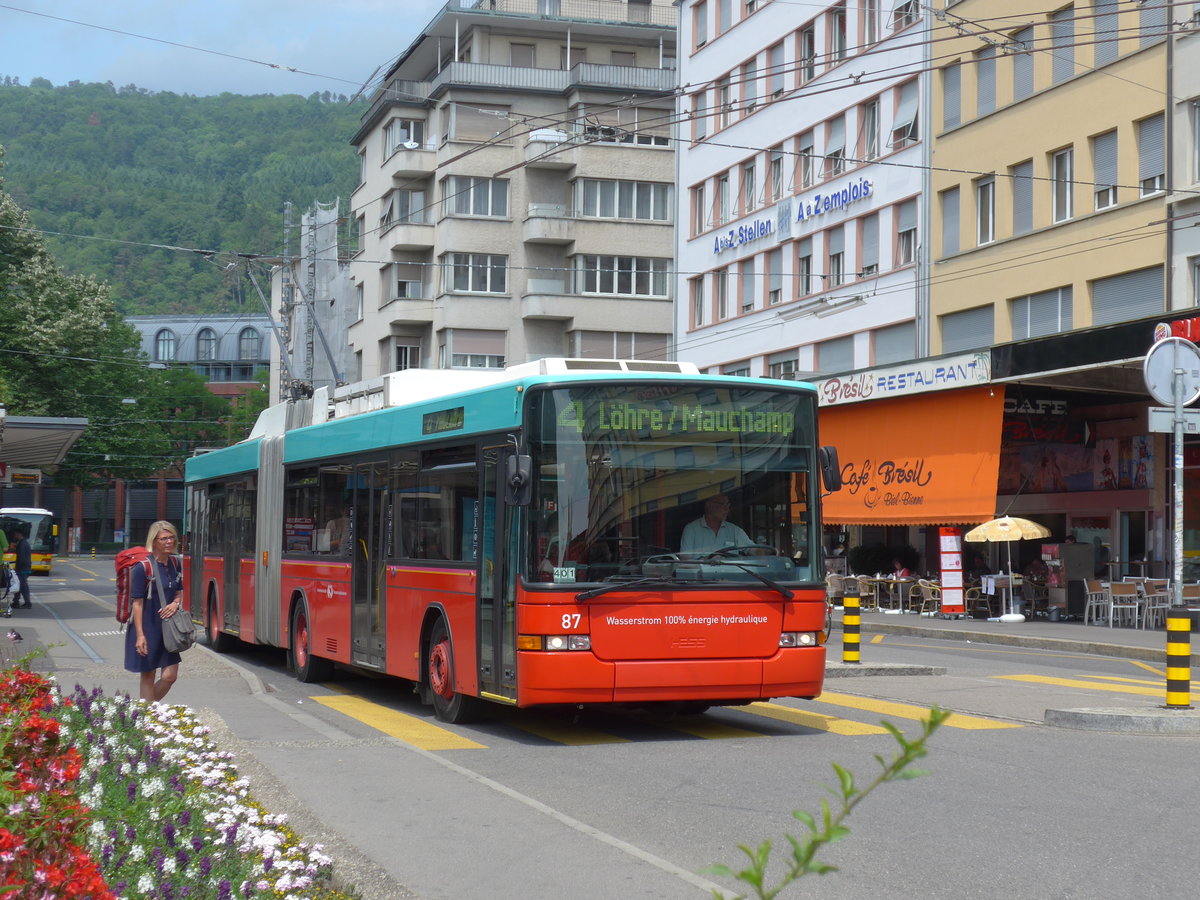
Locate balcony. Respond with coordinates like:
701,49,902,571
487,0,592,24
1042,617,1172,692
521,277,573,320
386,142,436,178
447,0,677,28
430,61,675,97
524,204,575,244
383,220,435,251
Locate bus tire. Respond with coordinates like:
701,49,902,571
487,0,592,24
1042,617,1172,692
206,589,234,654
427,618,483,724
291,597,333,683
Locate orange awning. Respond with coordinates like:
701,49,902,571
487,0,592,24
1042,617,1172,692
819,386,1004,525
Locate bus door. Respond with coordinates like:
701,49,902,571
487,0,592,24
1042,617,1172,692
351,460,389,669
478,445,518,702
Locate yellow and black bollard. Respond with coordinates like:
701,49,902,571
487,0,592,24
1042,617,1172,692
842,588,861,665
91,547,96,560
1165,610,1192,709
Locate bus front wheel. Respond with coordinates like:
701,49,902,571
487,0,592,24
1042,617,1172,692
427,619,483,724
291,598,333,683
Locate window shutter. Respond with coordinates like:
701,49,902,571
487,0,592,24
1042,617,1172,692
1095,0,1119,65
941,187,960,256
943,64,961,129
827,116,845,154
1012,160,1033,234
874,321,916,365
976,47,996,115
1051,9,1074,84
827,225,845,255
861,214,879,269
941,305,994,352
1013,28,1034,99
1139,114,1165,182
1094,131,1118,188
1092,267,1163,325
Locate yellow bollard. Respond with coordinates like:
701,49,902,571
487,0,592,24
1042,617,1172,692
91,547,96,559
842,591,861,664
1165,611,1192,709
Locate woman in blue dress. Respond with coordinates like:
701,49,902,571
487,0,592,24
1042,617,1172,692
124,520,184,702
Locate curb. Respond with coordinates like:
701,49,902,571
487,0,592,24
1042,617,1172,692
826,662,945,677
1044,706,1200,734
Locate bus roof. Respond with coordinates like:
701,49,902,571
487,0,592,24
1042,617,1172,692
185,358,818,482
0,507,53,516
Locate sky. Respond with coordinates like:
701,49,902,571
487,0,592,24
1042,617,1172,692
0,0,448,97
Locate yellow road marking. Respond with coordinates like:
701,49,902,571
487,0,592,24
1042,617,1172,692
311,695,486,750
1128,660,1168,678
871,634,885,644
663,719,766,740
996,674,1165,697
748,702,890,735
814,690,1022,730
502,716,630,746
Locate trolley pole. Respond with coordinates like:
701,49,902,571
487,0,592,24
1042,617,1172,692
1165,610,1192,709
842,589,861,665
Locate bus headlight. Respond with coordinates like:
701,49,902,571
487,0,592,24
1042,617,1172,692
779,632,818,648
519,634,592,651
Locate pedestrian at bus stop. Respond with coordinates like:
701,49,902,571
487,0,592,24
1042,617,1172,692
12,528,32,609
124,520,184,702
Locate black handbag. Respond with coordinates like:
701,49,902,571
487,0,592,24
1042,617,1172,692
152,557,195,653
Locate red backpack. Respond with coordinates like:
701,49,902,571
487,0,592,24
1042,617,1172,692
115,547,152,627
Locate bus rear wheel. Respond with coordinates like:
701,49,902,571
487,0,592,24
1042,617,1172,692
206,590,234,654
427,619,483,724
291,598,333,683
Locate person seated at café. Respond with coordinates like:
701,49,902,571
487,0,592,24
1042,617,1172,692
892,557,914,578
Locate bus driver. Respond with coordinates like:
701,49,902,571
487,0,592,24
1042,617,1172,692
680,494,752,554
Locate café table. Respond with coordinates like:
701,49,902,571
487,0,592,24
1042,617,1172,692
869,576,917,612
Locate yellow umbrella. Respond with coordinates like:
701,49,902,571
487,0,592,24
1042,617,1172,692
964,516,1051,619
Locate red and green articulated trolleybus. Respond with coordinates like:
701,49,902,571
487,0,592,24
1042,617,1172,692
183,358,842,722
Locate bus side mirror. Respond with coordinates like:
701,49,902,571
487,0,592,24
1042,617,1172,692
505,454,532,506
819,446,842,493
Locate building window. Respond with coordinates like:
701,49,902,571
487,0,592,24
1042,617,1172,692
827,226,845,287
976,177,995,245
691,277,706,327
1093,130,1118,210
863,0,879,45
861,99,880,159
237,328,261,361
817,335,854,373
798,132,815,187
1011,160,1033,234
611,50,636,67
574,256,669,297
795,239,814,297
196,328,217,362
896,199,917,264
1140,0,1168,47
768,352,799,380
717,172,731,223
860,213,879,277
1193,101,1200,184
1051,7,1074,85
1012,27,1034,100
769,42,786,97
695,0,708,48
391,263,424,300
716,267,729,319
450,103,510,142
976,46,996,115
768,248,784,304
560,46,586,69
874,321,916,365
941,305,994,353
385,118,425,154
742,60,759,112
723,363,752,378
445,176,508,217
394,342,421,371
1139,113,1165,195
825,116,846,177
693,91,709,141
692,183,707,234
941,187,960,256
381,189,427,227
942,63,961,130
742,161,757,213
355,284,364,321
578,179,672,220
510,43,535,67
573,331,669,361
718,0,732,34
768,146,785,201
1052,148,1074,222
446,253,507,294
1011,287,1072,340
155,329,177,362
890,80,918,149
893,0,918,30
1092,266,1163,325
716,76,732,130
799,25,816,83
1095,0,1119,65
740,258,757,311
830,4,848,61
445,329,506,369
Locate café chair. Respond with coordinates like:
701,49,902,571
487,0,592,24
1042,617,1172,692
1182,584,1200,603
825,573,845,605
1106,582,1141,628
1022,579,1050,618
1141,581,1171,630
915,579,941,615
852,575,879,612
966,586,994,618
1083,579,1109,626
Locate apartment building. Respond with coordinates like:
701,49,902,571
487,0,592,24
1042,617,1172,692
347,0,678,379
675,0,927,380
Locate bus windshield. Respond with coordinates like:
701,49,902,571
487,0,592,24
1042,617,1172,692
526,382,820,588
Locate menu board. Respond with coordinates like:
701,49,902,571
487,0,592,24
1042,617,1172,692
938,527,965,615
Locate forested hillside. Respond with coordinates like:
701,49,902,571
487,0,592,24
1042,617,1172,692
0,79,363,314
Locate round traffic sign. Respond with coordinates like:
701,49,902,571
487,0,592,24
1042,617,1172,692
1144,337,1200,406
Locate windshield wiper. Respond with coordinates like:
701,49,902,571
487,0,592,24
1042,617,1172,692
700,556,794,600
575,577,692,602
